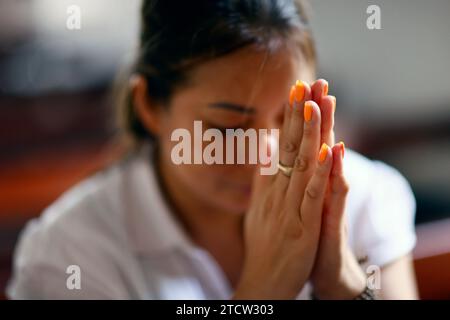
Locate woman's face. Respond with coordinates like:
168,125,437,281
152,45,313,214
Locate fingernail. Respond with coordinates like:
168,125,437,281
295,80,305,102
318,143,329,163
339,141,345,158
323,81,329,96
289,85,295,107
304,101,313,122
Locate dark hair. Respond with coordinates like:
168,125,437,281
118,0,316,146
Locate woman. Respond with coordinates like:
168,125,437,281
7,0,418,299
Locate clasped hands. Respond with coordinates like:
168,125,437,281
234,79,367,300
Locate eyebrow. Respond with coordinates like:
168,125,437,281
208,102,256,115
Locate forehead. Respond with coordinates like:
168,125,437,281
181,44,313,107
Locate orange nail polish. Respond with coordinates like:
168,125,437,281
323,82,329,96
304,101,313,122
318,143,329,163
295,80,305,102
289,85,295,107
339,141,345,158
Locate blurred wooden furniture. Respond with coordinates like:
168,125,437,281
0,140,124,299
0,90,123,299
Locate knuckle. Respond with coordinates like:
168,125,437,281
262,196,274,213
302,125,314,138
316,163,329,177
341,181,350,194
305,186,320,200
287,221,304,238
332,176,350,194
281,140,298,154
294,155,309,172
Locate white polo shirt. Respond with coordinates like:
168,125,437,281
6,143,416,299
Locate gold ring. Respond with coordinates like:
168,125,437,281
277,162,293,177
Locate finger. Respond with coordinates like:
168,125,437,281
320,95,336,147
273,95,294,194
281,87,293,148
287,80,312,163
285,100,322,208
312,79,335,146
311,78,328,103
323,142,348,233
279,81,311,167
275,81,311,193
299,143,332,232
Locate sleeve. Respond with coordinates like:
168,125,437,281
356,160,417,267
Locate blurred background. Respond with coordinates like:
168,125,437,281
0,0,449,299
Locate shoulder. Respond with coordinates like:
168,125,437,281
344,148,415,211
7,153,140,299
343,149,416,267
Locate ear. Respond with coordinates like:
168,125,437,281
130,75,163,137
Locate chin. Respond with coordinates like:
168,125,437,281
207,179,253,214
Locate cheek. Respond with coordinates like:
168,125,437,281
156,101,255,199
158,120,256,192
173,163,249,191
156,122,225,191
